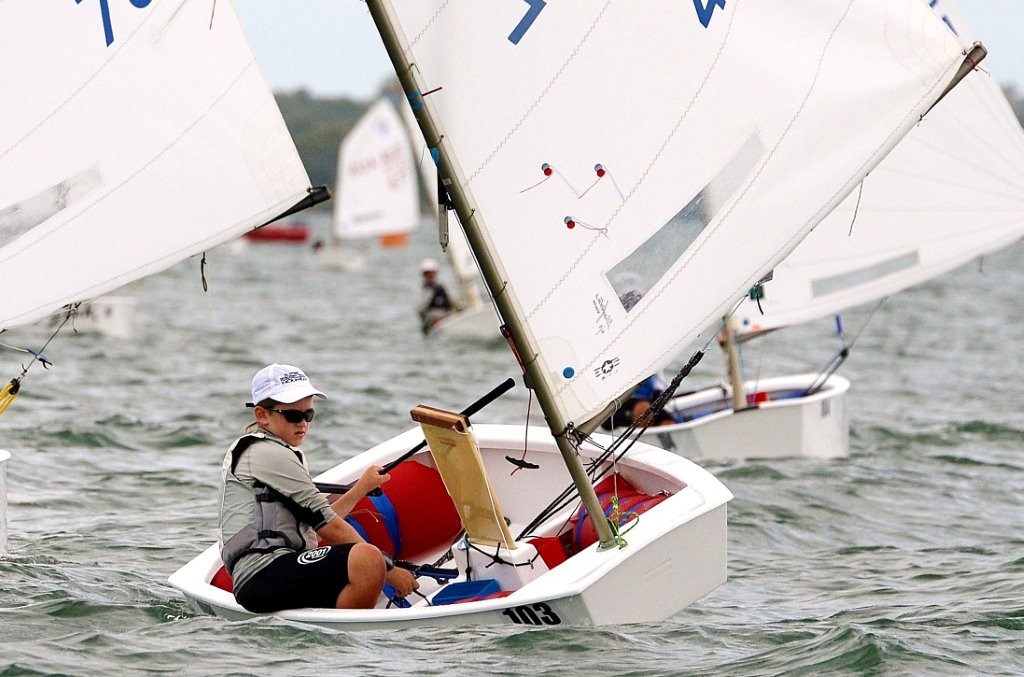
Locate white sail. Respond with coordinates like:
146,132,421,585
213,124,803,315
0,0,315,331
397,95,484,309
735,0,1024,335
397,91,439,214
373,1,971,426
332,97,419,241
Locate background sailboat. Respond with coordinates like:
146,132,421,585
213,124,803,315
639,0,1024,461
421,201,502,341
396,91,501,341
0,1,322,401
315,96,419,271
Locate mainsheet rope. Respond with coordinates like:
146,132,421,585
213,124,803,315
0,305,72,415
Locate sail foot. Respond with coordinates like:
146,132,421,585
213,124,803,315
259,186,331,227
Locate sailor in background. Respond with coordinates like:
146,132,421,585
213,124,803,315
601,372,678,430
417,258,457,334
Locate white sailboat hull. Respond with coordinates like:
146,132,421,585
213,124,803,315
169,424,732,629
427,304,501,342
639,374,850,461
312,244,367,272
39,296,137,340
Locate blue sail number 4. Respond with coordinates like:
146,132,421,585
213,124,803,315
508,0,725,46
694,0,726,28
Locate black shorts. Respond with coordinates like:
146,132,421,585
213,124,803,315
234,543,355,613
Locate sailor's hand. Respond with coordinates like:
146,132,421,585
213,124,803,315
386,566,419,597
354,465,389,495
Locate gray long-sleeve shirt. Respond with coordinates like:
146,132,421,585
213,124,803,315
218,430,336,590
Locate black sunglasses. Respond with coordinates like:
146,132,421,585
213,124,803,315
267,408,315,423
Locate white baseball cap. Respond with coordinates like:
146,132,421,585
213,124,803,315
250,364,327,405
420,258,439,273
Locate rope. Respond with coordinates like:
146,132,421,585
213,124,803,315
0,308,69,415
506,386,538,473
803,300,884,396
516,348,705,540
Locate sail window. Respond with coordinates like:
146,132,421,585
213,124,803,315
607,134,765,311
811,251,920,297
0,167,102,248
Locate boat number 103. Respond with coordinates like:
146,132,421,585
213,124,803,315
509,0,727,43
501,603,562,625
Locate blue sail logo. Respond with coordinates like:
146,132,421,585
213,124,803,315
928,0,959,35
694,0,726,28
507,0,727,45
508,0,546,45
76,0,153,47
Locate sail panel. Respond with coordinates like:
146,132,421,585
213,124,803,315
735,0,1024,335
332,97,420,241
380,0,968,424
397,96,483,307
608,134,767,311
0,0,313,330
397,93,440,215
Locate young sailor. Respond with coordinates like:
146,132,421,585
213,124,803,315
417,258,455,334
218,363,417,612
600,372,678,430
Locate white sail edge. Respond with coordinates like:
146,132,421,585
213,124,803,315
0,0,315,331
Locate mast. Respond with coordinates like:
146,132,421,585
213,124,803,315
366,1,617,547
720,315,747,412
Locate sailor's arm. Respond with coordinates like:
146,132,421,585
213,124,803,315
328,465,388,517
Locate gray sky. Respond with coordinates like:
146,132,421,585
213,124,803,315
233,1,1023,101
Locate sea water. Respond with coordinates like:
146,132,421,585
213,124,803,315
0,219,1021,676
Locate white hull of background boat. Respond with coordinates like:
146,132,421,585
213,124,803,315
427,304,501,343
312,243,367,272
40,296,137,340
169,424,732,629
638,374,850,461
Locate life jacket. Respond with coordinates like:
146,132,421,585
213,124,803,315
428,283,453,310
219,433,325,575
